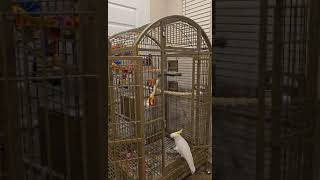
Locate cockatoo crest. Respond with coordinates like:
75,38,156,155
176,129,183,135
170,129,183,138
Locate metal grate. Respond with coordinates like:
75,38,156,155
213,0,319,180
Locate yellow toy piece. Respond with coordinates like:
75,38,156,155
112,63,121,73
46,17,60,28
111,62,116,69
12,4,27,14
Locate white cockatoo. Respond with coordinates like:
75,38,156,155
170,129,196,174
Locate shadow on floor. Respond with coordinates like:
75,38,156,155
185,162,212,180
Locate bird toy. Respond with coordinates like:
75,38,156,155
148,78,159,107
112,44,125,50
12,3,80,29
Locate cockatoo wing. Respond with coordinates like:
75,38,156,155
174,146,183,158
176,138,196,174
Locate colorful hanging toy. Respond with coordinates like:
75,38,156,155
12,2,80,29
147,79,156,93
143,54,152,66
148,78,159,107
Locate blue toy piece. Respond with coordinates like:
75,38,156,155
114,60,121,65
16,0,41,12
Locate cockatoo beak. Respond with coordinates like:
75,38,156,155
175,129,183,135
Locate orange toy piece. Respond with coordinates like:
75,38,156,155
112,62,125,73
112,62,119,72
73,16,80,27
148,96,156,106
151,79,156,86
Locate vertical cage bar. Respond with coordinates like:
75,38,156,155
307,0,320,179
206,52,213,170
160,21,166,175
0,0,24,179
195,28,201,145
78,1,89,179
39,14,53,179
95,0,108,178
0,13,4,179
191,55,196,145
257,0,268,179
136,58,146,180
272,0,284,180
63,77,71,179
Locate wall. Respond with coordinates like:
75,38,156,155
108,0,150,36
167,0,183,17
150,0,167,21
108,0,183,35
182,0,212,41
150,0,182,22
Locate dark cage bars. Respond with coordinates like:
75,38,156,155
0,0,107,180
213,0,319,180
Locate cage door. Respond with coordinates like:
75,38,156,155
107,56,146,180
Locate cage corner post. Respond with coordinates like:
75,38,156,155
96,0,108,178
78,0,108,179
195,28,201,146
160,20,167,176
307,0,320,179
136,57,146,180
205,29,213,172
257,0,268,179
271,0,284,179
0,0,24,179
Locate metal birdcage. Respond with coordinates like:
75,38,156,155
108,15,212,179
0,0,107,179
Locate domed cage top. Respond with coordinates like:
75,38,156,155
108,15,212,179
